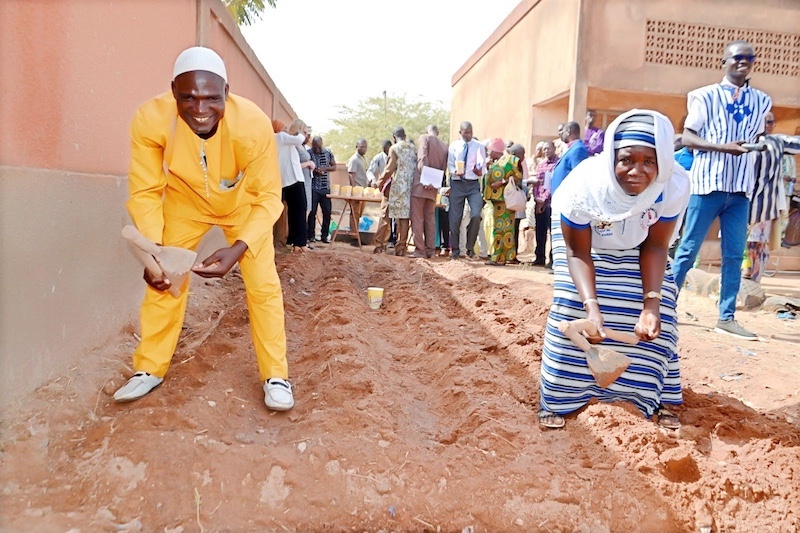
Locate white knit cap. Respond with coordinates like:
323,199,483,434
173,46,227,82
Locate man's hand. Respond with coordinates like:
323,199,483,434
635,307,662,341
720,141,749,156
191,240,248,279
143,267,172,292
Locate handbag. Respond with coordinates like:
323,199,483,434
504,178,527,212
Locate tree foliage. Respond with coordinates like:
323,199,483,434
320,94,451,163
223,0,276,26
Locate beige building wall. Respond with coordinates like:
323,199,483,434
0,0,296,408
450,0,580,148
581,0,800,130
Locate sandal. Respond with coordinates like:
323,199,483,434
656,406,681,430
538,409,565,430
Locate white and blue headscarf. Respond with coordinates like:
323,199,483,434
613,114,656,150
553,109,687,223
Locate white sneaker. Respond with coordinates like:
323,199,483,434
263,378,294,411
113,372,163,402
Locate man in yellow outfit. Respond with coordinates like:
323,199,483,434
114,47,294,411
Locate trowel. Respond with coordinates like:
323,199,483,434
122,225,197,298
558,319,641,388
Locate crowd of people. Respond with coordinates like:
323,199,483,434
270,114,603,267
114,40,797,435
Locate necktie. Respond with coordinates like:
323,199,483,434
461,142,469,179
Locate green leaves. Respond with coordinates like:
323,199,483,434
223,0,276,26
321,93,450,163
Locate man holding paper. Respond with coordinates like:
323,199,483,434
412,125,449,258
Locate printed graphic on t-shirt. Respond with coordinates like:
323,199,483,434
640,207,659,230
593,221,614,237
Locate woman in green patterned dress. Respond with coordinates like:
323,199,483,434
483,138,524,265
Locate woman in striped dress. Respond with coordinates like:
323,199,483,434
539,110,690,430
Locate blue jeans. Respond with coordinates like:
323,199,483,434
672,191,749,321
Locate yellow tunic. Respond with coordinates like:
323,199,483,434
127,91,282,256
126,92,287,381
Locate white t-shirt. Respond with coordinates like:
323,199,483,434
560,177,690,250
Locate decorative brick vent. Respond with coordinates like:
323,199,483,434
644,20,799,77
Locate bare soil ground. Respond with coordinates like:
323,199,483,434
1,245,799,533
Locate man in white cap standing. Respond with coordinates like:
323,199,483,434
114,46,295,411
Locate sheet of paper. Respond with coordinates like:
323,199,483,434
544,170,554,191
420,166,444,188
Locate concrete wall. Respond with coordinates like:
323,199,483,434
0,0,296,408
581,0,800,132
0,0,196,175
582,0,800,106
450,0,580,147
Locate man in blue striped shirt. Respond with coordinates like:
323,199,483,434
672,40,772,340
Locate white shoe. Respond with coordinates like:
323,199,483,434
263,378,294,411
113,372,163,402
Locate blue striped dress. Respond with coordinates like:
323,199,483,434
540,221,682,418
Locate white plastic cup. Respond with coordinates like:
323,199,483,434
367,287,384,310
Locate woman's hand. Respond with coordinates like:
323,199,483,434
635,307,661,341
191,241,248,279
490,179,506,190
584,302,606,344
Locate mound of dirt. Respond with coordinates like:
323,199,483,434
1,248,798,532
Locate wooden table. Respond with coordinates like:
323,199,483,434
326,194,383,250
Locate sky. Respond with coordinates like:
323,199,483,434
240,0,521,133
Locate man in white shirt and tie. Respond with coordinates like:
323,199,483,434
447,121,486,259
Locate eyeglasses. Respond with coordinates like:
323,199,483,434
766,120,775,124
727,54,757,63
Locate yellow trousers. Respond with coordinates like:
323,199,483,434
133,216,288,382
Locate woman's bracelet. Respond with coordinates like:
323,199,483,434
583,298,599,309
